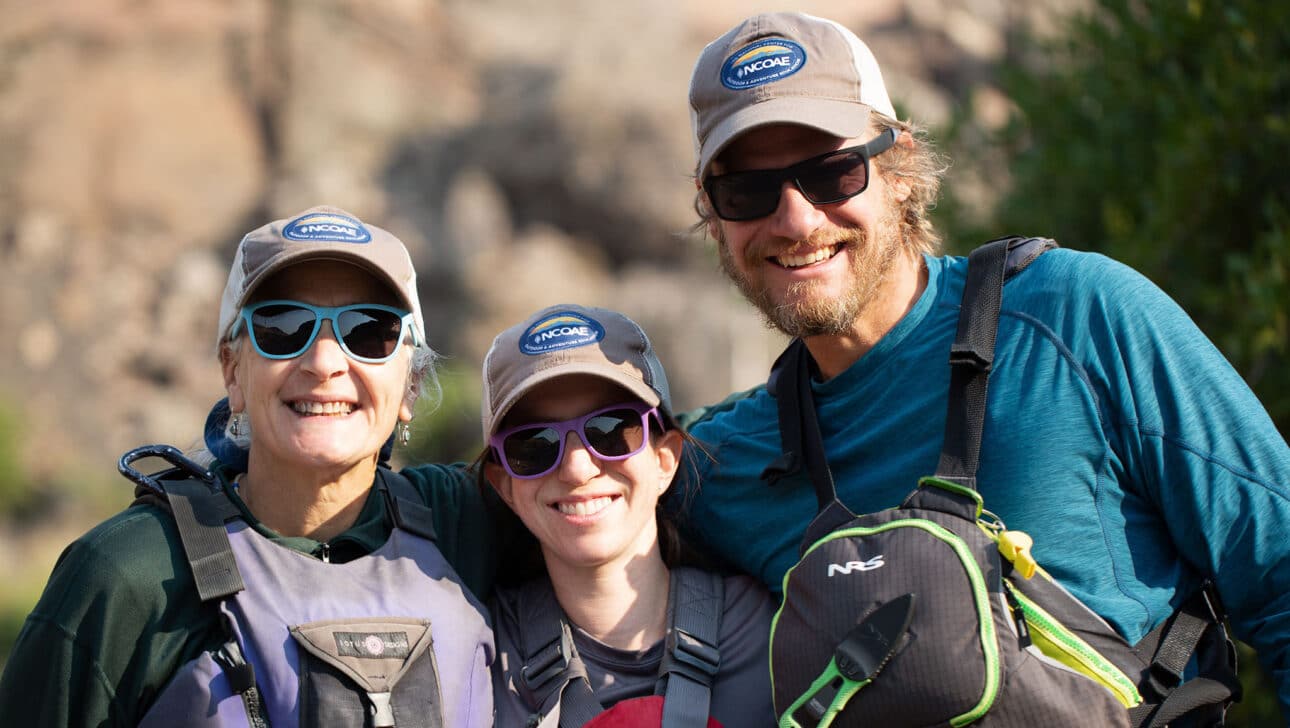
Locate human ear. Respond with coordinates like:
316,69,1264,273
220,345,246,414
652,430,684,495
483,461,515,507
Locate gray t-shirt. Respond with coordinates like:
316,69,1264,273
492,573,777,727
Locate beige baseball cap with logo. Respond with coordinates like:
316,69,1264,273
481,304,672,440
689,11,897,180
215,205,425,349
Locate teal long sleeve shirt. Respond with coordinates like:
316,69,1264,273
677,248,1290,716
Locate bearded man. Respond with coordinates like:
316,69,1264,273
677,11,1290,725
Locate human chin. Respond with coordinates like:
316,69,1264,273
720,239,859,337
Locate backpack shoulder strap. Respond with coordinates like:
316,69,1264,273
934,236,1057,488
508,579,602,727
657,567,725,728
762,338,856,546
120,444,245,602
1128,583,1241,727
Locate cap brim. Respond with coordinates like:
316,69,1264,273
487,362,664,438
699,97,874,179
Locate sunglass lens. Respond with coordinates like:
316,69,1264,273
337,308,404,360
502,427,563,477
250,304,317,357
798,150,868,203
709,173,780,221
583,409,646,458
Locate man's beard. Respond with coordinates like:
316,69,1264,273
718,210,903,338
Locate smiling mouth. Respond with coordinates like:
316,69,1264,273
554,496,616,517
290,401,356,416
773,243,842,269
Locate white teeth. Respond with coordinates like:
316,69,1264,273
777,245,838,268
556,497,613,516
291,401,355,415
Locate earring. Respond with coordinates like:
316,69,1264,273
229,412,245,438
397,421,412,446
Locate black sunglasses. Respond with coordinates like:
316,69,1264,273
703,128,898,222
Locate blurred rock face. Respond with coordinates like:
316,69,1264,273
0,0,1076,474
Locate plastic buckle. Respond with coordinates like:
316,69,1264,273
663,628,721,685
948,344,992,373
519,629,574,696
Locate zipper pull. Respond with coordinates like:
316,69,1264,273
319,542,331,563
1004,585,1032,649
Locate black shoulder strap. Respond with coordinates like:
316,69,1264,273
762,338,857,546
934,236,1057,488
511,580,602,727
657,567,725,728
119,444,245,602
377,467,438,542
165,478,246,602
1128,583,1241,727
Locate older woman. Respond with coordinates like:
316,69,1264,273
480,304,776,727
0,207,494,727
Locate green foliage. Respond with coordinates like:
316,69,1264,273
1229,641,1281,727
0,399,32,517
953,0,1290,433
935,2,1288,721
399,358,484,468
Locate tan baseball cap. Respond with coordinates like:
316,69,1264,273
689,11,897,180
215,205,425,349
481,304,672,440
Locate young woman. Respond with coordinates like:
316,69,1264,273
480,303,776,727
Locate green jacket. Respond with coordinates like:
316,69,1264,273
0,462,496,728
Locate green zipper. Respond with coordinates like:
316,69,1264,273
1004,583,1142,707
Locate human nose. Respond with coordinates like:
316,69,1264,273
556,430,602,484
298,320,349,378
766,180,827,240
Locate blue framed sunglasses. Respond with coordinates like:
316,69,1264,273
234,300,422,364
489,402,662,479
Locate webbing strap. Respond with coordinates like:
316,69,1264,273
513,581,603,727
514,569,725,727
935,236,1057,487
658,568,724,728
763,338,856,549
377,468,439,542
1128,584,1239,727
166,479,245,602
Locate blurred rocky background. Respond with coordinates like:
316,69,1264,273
1,1,1285,722
0,0,1075,521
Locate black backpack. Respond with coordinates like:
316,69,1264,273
764,237,1241,727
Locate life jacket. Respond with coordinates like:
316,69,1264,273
501,566,725,728
121,446,493,728
763,237,1241,727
